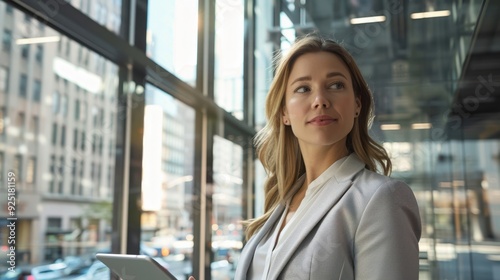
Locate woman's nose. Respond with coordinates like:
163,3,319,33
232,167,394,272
312,90,330,108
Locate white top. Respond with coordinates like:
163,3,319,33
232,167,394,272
248,156,349,280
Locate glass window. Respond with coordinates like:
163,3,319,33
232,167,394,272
17,112,25,137
67,0,122,35
19,74,27,98
141,84,196,278
33,80,41,102
5,3,13,14
2,29,12,52
0,10,119,271
211,136,244,279
26,156,36,184
21,43,29,59
75,99,80,120
61,95,68,116
60,125,66,147
0,107,5,137
30,116,39,141
214,0,245,120
0,66,8,92
146,0,198,86
73,129,79,150
51,123,58,146
14,154,23,182
36,45,43,63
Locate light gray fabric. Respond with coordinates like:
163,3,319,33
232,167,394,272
235,154,421,280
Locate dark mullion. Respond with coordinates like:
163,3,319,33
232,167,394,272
243,0,256,128
125,0,148,256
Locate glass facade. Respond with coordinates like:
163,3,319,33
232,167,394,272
0,0,498,279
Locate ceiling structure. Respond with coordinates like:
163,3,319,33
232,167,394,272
290,0,498,141
448,0,500,140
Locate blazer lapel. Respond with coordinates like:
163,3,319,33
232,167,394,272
267,154,365,280
234,203,286,280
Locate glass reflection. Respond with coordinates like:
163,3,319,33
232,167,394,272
146,0,198,86
254,0,500,279
0,2,117,279
141,84,196,279
214,0,245,120
211,135,244,280
67,0,122,35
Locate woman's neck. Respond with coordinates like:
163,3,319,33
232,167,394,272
301,145,349,186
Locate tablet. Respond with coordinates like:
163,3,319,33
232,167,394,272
96,253,178,280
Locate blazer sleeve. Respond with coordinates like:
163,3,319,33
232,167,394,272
354,180,422,280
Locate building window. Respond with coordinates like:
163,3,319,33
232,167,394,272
17,112,25,137
14,154,22,182
73,129,78,150
26,157,36,184
74,99,80,120
21,43,29,59
49,155,56,192
0,107,5,137
61,125,66,147
80,161,84,195
2,29,12,52
47,217,62,231
71,159,77,194
51,123,58,146
92,134,97,154
31,116,39,141
0,66,8,92
5,4,13,14
35,45,43,63
81,131,86,151
19,74,27,98
61,95,68,116
33,80,41,102
58,156,64,193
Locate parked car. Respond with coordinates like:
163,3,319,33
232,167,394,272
30,263,68,280
59,261,110,280
0,268,32,280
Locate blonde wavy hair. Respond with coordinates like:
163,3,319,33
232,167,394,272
245,34,392,240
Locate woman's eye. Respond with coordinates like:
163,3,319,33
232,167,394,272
295,86,310,93
329,82,345,90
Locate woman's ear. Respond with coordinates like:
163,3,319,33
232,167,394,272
355,97,361,116
282,107,290,125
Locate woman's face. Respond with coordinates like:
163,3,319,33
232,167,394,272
283,51,361,152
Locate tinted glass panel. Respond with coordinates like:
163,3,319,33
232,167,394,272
141,84,196,279
0,4,118,277
146,0,198,86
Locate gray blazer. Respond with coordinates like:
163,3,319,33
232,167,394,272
235,154,421,280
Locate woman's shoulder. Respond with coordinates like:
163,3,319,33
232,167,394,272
350,168,414,200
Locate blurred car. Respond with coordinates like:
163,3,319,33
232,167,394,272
0,268,32,280
30,262,68,280
59,261,110,280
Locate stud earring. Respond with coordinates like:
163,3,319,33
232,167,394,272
284,119,289,125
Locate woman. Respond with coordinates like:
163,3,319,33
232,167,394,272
238,33,420,280
193,34,421,280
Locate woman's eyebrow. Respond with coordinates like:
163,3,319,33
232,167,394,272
326,72,348,79
290,72,348,86
289,76,311,86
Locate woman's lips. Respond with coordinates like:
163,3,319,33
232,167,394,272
307,115,337,125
